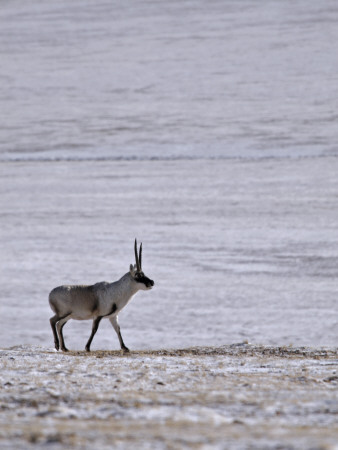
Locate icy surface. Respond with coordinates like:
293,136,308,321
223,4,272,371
0,2,337,352
1,158,338,350
0,345,337,449
0,0,338,161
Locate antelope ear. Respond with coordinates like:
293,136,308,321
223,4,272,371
130,264,135,275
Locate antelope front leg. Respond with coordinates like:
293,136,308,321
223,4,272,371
85,317,102,352
109,316,129,352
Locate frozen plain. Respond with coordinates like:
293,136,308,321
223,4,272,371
1,157,338,450
0,157,337,350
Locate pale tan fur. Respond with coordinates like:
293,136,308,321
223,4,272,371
49,259,154,353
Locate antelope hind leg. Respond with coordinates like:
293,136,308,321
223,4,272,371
56,314,71,352
50,315,60,350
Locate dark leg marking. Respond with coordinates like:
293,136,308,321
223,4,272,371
102,303,117,317
85,304,117,352
59,320,70,352
85,316,103,352
50,315,60,351
118,331,129,353
50,313,71,351
110,315,129,352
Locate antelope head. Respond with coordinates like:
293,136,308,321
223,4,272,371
130,239,155,290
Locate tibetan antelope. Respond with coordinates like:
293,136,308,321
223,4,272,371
49,239,154,352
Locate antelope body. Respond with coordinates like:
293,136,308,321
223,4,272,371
49,240,154,352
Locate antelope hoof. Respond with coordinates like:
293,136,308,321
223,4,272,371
122,347,130,353
85,346,91,352
61,347,69,352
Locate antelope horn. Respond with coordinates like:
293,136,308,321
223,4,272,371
134,238,141,272
139,242,142,270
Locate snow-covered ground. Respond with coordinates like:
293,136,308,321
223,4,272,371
1,0,338,161
1,157,337,450
0,344,337,449
1,157,337,350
